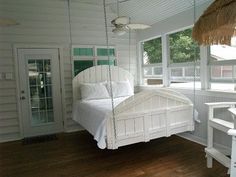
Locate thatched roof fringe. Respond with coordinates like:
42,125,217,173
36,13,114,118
192,0,236,45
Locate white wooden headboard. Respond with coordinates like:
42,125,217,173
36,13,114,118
72,65,134,101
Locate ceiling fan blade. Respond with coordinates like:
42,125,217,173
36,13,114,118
112,16,129,25
126,23,151,30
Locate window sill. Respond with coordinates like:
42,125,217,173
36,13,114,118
137,85,236,99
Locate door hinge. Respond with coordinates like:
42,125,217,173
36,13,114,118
60,88,62,93
62,121,65,126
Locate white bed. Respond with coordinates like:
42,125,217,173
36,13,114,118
73,97,129,149
72,65,194,149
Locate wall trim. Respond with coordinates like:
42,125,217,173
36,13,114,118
138,86,236,99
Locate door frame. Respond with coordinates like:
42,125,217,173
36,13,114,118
13,44,66,138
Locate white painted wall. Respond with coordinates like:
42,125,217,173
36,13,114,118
0,0,137,142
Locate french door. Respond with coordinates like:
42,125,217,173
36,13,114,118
18,49,63,137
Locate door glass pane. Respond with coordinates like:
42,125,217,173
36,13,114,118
44,60,51,72
45,72,51,85
45,85,52,97
171,68,183,77
36,60,44,72
28,59,54,126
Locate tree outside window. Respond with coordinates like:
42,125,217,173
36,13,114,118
169,28,200,63
143,37,162,64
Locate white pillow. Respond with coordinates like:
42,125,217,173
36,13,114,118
107,81,133,98
80,83,110,100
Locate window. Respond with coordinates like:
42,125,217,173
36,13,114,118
209,43,236,91
140,29,236,92
169,28,201,88
72,45,116,76
142,37,162,85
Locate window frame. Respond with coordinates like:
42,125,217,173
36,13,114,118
139,35,236,92
167,27,201,84
141,36,163,85
208,46,236,91
72,45,116,77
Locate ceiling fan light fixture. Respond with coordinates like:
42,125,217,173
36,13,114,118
112,27,126,36
113,16,129,25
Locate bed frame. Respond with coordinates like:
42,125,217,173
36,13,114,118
73,65,194,149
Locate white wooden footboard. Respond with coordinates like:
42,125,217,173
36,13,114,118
72,66,194,149
107,90,194,149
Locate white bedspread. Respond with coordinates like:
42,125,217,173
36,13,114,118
72,97,129,149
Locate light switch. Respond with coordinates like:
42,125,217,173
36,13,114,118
5,72,13,80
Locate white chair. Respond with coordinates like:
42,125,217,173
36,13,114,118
205,102,236,175
228,108,236,177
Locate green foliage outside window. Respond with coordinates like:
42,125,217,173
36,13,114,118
143,28,200,64
169,28,200,63
143,37,162,64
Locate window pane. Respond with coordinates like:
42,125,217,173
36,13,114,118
28,60,37,72
73,48,93,56
97,60,115,66
171,68,183,77
143,67,162,77
153,67,162,75
211,45,236,61
144,68,152,76
36,60,44,72
143,37,162,64
169,28,200,63
97,48,115,56
211,83,236,91
74,60,93,76
185,67,200,77
211,66,233,79
45,72,51,85
44,60,51,72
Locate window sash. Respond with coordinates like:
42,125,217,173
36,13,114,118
72,45,116,76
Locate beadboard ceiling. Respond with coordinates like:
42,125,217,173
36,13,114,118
76,0,212,25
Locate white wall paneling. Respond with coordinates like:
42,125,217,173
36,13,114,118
0,0,137,142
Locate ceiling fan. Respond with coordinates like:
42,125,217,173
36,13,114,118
111,0,151,35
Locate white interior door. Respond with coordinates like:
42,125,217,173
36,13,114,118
18,49,63,137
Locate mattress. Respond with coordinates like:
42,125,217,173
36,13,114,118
72,97,129,149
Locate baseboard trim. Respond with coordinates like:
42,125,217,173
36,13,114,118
65,127,84,133
0,136,21,143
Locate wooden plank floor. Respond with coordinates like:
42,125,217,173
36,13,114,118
0,131,229,177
